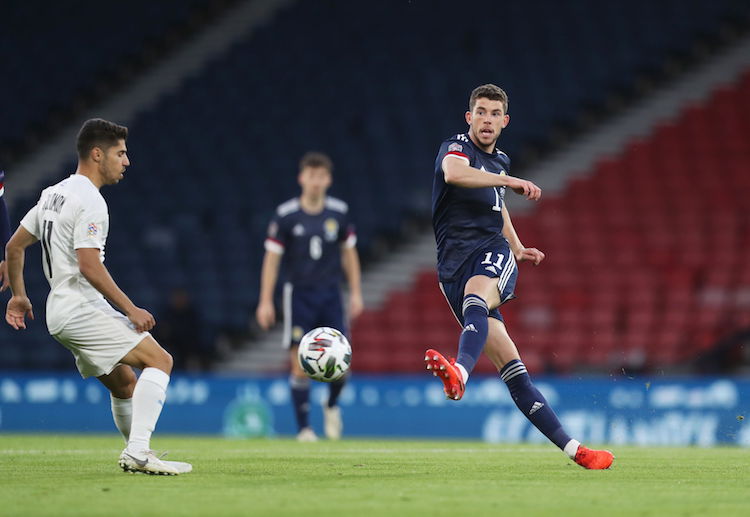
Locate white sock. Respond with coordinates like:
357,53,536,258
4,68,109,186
456,363,469,384
110,395,132,444
563,439,581,459
126,367,170,456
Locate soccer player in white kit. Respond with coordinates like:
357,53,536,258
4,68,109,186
4,119,191,475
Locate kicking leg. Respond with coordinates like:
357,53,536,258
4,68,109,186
426,275,499,400
485,319,613,469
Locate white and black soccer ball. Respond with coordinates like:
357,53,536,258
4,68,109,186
297,327,351,382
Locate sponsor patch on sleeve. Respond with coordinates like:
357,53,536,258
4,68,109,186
448,143,463,153
87,223,98,236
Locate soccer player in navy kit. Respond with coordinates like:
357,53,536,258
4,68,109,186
1,170,11,292
256,152,363,442
426,84,613,469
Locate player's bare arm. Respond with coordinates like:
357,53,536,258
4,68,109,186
0,259,8,292
341,245,363,320
256,249,282,330
501,204,545,265
76,248,154,332
442,157,541,200
4,226,38,329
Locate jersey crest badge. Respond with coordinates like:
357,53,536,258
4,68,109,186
324,218,339,242
292,224,305,236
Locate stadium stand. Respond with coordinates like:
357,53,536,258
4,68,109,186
1,0,747,370
0,0,226,165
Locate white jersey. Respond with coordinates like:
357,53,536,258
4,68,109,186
20,174,109,334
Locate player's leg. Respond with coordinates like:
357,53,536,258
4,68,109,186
484,320,613,469
97,364,137,443
455,273,502,378
116,335,184,473
289,345,317,442
426,273,501,400
322,287,346,440
286,283,317,441
52,302,185,474
99,359,192,474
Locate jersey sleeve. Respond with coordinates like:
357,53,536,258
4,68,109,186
264,214,288,255
438,135,475,173
19,203,41,241
73,204,108,250
500,152,511,172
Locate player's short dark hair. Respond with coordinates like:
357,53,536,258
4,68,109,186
76,118,128,158
299,152,333,173
469,84,509,114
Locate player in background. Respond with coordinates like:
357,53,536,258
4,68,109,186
256,152,363,442
4,119,191,475
427,84,614,469
0,170,11,291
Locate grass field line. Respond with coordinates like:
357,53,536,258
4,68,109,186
0,446,557,455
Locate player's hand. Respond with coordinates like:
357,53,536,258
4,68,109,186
349,292,364,320
127,307,155,333
506,177,541,201
515,247,545,265
6,295,34,330
256,300,275,330
0,260,9,292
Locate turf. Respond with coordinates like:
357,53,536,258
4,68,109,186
0,435,747,517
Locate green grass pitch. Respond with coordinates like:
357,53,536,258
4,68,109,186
0,434,748,517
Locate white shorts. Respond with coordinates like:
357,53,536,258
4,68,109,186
51,299,150,378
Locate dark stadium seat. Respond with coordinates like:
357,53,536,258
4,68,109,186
0,0,216,156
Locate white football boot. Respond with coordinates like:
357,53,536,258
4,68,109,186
323,406,343,440
296,427,318,442
119,449,181,475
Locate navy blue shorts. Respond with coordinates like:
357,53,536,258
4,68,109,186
282,283,346,347
439,240,518,326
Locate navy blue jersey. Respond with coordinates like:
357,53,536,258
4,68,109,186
265,196,356,288
432,133,512,282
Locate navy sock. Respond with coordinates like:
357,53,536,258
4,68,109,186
327,377,346,408
290,376,311,430
456,295,489,374
500,360,572,450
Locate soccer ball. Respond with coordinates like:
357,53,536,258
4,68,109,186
297,327,351,382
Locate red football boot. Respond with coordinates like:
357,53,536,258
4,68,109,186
574,445,614,469
424,349,465,400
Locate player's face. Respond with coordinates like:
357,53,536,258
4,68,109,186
97,139,130,185
298,166,332,198
465,98,509,151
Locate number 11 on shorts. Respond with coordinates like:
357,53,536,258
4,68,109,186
481,252,504,268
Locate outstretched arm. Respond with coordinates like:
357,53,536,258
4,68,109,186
443,157,541,201
256,250,282,330
501,204,545,265
5,226,38,329
77,248,155,332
